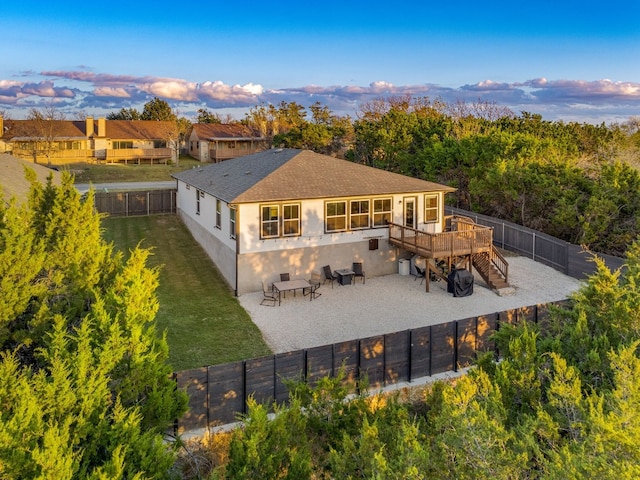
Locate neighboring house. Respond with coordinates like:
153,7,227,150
172,148,460,295
187,123,266,163
0,116,174,164
0,153,62,205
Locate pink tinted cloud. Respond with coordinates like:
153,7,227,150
522,78,640,99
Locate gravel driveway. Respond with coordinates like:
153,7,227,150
238,256,583,354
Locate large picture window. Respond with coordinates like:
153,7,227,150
325,201,347,232
373,198,392,227
283,204,300,236
425,194,439,223
261,205,280,238
350,199,370,229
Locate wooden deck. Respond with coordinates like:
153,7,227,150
388,220,493,259
388,217,509,292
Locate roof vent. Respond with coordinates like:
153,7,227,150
222,173,229,177
245,171,251,175
274,148,283,153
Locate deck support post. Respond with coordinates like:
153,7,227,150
425,262,430,292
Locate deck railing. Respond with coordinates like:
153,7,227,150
11,148,93,160
209,145,263,161
104,148,172,161
488,245,509,282
388,221,493,259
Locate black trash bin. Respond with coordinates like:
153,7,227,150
447,268,474,297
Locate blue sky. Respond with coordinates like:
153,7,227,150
2,0,639,123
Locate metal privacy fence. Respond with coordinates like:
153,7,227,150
92,189,176,217
446,207,624,279
175,300,568,432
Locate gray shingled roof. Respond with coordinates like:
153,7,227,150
172,149,455,204
0,154,62,204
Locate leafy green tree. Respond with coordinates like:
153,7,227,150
196,108,222,124
141,97,177,122
224,396,312,479
0,171,187,478
107,107,142,120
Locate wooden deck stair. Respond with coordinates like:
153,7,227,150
472,249,509,291
388,216,510,293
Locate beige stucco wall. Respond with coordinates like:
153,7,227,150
236,239,400,295
177,209,237,292
176,178,450,295
187,130,208,162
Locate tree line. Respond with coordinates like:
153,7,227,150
0,173,187,477
240,97,639,258
132,95,639,257
28,95,640,258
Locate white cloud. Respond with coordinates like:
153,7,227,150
94,86,130,97
1,70,639,123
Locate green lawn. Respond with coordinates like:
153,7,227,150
101,215,272,371
69,156,201,184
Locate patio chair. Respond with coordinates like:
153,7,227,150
352,262,365,284
279,272,291,296
322,265,339,288
260,281,277,306
308,282,322,300
414,265,426,285
304,271,323,300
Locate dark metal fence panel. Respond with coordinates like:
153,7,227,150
275,351,306,403
245,355,275,406
409,327,432,380
176,367,208,431
430,322,456,374
207,362,244,426
498,308,519,327
175,300,580,433
456,317,478,368
359,335,386,388
447,206,625,279
476,314,498,354
519,305,537,323
446,206,569,274
92,189,176,217
306,345,334,385
566,243,625,279
384,331,411,385
333,340,360,390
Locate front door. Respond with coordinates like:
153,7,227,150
403,197,416,229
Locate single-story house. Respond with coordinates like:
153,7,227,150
187,123,266,163
0,116,175,164
172,148,457,295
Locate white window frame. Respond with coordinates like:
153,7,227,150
349,199,370,230
196,189,201,215
325,200,347,232
424,193,439,223
260,205,280,239
215,199,222,229
282,203,301,237
229,207,236,239
372,197,392,227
